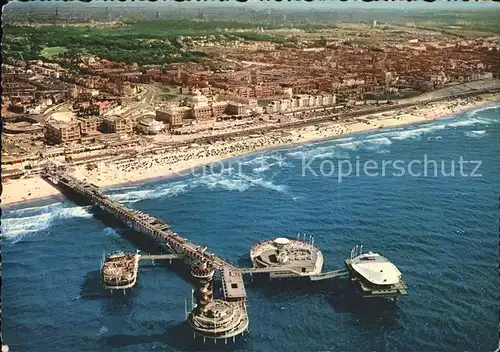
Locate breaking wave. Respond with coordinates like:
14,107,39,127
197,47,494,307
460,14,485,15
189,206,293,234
373,125,446,141
336,137,392,154
239,154,274,166
109,183,189,204
2,205,93,244
287,146,350,160
464,130,488,138
10,202,63,215
463,105,500,119
194,175,251,192
108,168,289,204
446,107,499,128
251,160,291,174
446,118,494,128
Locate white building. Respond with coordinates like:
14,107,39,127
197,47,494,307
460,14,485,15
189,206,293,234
136,117,165,134
265,93,336,114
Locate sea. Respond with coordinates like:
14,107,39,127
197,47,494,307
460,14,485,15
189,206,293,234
2,104,499,352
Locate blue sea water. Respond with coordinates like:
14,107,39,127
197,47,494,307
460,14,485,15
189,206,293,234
2,104,499,352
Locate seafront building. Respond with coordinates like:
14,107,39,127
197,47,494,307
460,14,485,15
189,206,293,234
44,113,133,144
78,116,102,136
102,116,133,135
265,93,337,114
156,90,259,129
44,119,81,145
136,117,165,135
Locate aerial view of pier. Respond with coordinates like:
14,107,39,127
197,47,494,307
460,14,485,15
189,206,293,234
1,1,499,351
40,168,408,344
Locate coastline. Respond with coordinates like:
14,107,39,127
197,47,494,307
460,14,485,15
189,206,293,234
2,94,499,208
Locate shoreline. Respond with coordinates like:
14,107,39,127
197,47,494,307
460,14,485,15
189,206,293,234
2,94,499,208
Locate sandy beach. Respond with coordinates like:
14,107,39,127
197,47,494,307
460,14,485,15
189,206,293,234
2,94,499,207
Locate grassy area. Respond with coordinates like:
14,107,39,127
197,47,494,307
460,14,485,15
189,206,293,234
41,46,68,59
4,20,251,65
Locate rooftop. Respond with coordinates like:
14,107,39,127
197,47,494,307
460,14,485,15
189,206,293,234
221,267,247,299
350,252,402,286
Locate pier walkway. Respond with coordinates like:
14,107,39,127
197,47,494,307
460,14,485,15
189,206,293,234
139,254,185,261
42,170,244,297
310,269,349,281
42,169,349,297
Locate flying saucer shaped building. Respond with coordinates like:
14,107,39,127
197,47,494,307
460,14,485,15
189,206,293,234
345,249,407,298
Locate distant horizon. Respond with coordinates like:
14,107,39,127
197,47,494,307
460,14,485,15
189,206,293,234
5,0,500,10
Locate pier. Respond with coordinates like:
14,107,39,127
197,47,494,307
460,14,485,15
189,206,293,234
43,168,250,341
139,254,185,261
42,168,407,342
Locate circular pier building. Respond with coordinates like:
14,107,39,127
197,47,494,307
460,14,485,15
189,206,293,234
187,260,249,343
250,237,324,278
101,251,140,291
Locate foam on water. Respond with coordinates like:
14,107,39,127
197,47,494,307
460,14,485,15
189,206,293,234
335,140,362,151
196,172,288,194
194,174,250,192
110,182,189,203
252,165,271,173
214,179,251,192
112,185,141,191
464,105,500,119
108,166,289,204
240,154,274,166
240,174,287,193
98,326,108,336
57,206,94,219
446,118,491,128
250,160,291,173
336,137,392,154
102,227,119,236
445,107,499,128
1,213,52,242
2,205,93,243
464,130,488,138
287,145,350,160
10,202,63,215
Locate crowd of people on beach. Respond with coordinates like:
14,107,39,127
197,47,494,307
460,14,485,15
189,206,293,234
77,132,297,183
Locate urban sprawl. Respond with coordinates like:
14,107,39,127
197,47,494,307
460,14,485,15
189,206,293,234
2,13,500,203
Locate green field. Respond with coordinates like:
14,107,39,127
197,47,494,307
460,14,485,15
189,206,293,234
3,20,240,65
41,46,68,59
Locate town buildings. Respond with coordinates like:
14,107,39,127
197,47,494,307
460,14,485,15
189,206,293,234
78,117,102,136
265,93,337,114
44,120,81,145
136,117,165,134
155,90,261,129
156,106,192,128
4,27,500,149
102,116,133,135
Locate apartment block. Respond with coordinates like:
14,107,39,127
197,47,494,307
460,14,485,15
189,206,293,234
44,121,81,145
102,116,133,134
78,117,103,135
